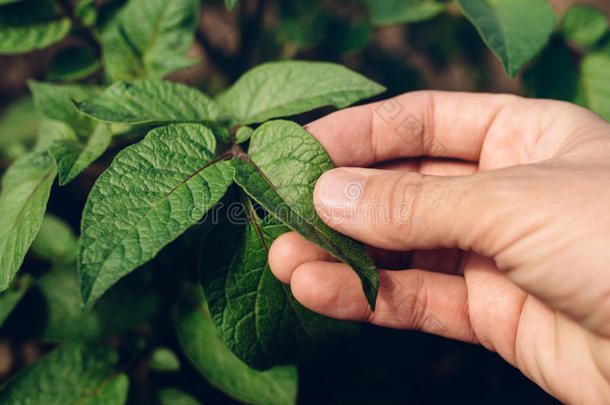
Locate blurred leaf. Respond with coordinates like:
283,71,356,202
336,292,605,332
560,5,608,48
157,389,201,405
0,276,32,327
581,52,610,121
82,374,129,405
100,0,200,81
202,204,360,369
367,0,444,25
75,0,97,27
0,0,23,4
73,80,228,125
150,347,181,372
11,265,158,341
29,81,99,136
275,2,330,50
457,0,556,77
34,119,75,152
47,46,101,82
0,96,40,160
218,61,385,124
0,151,56,291
333,19,372,54
0,0,71,54
231,121,378,310
77,124,232,307
224,0,237,11
0,342,125,404
48,124,112,185
175,297,298,405
31,214,77,264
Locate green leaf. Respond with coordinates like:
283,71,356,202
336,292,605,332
560,5,608,48
175,297,298,405
581,53,610,121
29,81,99,136
0,0,23,5
367,0,444,25
82,374,129,405
77,123,232,307
11,265,158,341
48,124,112,185
150,347,181,372
0,96,40,160
0,276,32,327
47,46,101,82
31,214,77,264
0,151,57,291
0,343,124,404
230,120,378,310
457,0,556,77
202,204,359,369
0,0,71,54
75,0,97,27
73,80,228,125
100,0,200,81
224,0,237,11
157,389,201,405
217,61,385,124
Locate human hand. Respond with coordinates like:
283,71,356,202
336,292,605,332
268,91,610,403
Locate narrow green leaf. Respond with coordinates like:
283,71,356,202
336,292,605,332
75,0,97,27
77,123,233,307
0,0,23,5
230,120,378,310
175,297,298,405
10,265,158,341
0,151,57,291
31,214,77,264
157,389,201,405
202,205,359,369
0,96,40,160
150,347,181,372
100,0,200,81
0,0,71,54
457,0,556,77
82,374,129,405
224,0,237,11
47,46,101,82
73,80,228,125
0,343,122,404
560,5,608,48
29,81,99,136
0,276,32,327
367,0,444,25
581,53,610,121
217,61,386,124
49,124,112,185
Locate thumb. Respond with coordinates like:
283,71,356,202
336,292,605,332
313,167,500,253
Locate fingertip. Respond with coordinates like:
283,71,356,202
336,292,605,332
268,232,333,284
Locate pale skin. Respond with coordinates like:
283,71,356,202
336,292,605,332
267,91,610,404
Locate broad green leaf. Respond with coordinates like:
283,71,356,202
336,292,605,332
231,120,378,309
82,374,129,405
150,347,181,372
224,0,237,11
73,80,228,125
49,124,112,185
34,119,75,152
560,5,608,48
31,214,77,264
0,151,57,291
457,0,556,77
581,53,610,121
0,342,123,404
10,265,158,341
202,205,359,369
29,81,99,136
367,0,444,25
175,297,298,405
100,0,200,81
0,276,32,327
0,0,71,54
47,46,101,82
217,61,385,124
0,96,40,159
78,123,233,307
157,389,201,405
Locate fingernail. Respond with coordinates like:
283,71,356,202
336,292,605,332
315,168,365,219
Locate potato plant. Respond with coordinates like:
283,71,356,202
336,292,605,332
0,0,608,403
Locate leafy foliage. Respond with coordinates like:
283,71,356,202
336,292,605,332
367,0,444,26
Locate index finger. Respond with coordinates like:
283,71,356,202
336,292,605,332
305,90,523,166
